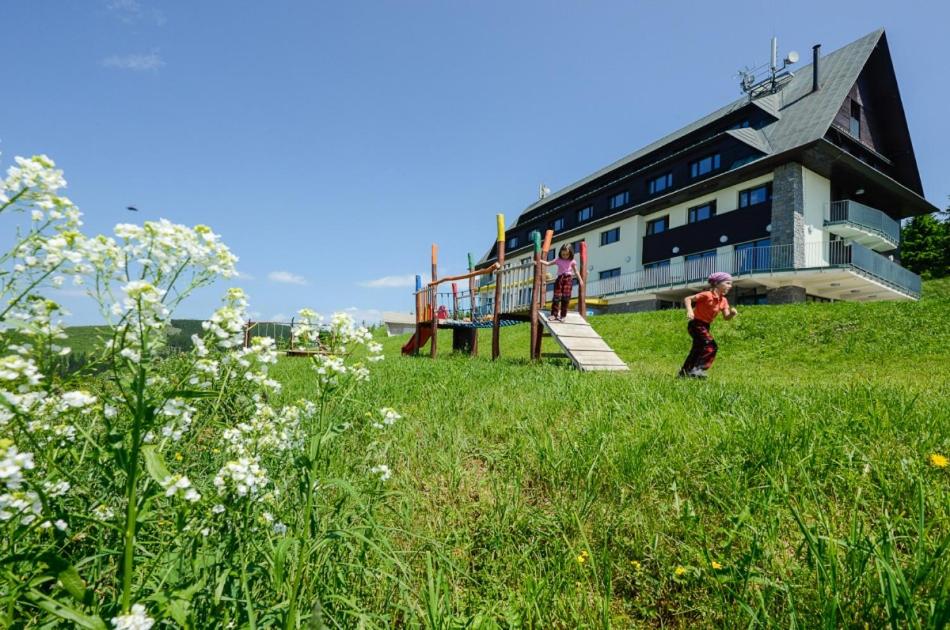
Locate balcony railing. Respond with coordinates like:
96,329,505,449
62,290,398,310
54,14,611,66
583,240,920,300
826,200,900,249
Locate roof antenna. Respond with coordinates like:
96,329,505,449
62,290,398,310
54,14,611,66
739,36,798,100
538,183,551,199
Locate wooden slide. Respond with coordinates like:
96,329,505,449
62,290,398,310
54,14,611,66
538,312,628,372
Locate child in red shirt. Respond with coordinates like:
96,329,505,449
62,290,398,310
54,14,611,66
679,272,737,378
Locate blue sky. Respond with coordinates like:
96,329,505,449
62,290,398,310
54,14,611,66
2,1,947,324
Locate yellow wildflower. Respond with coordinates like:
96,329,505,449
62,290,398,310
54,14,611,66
630,560,641,570
929,453,949,469
711,561,723,570
174,452,183,462
674,566,687,577
576,550,589,564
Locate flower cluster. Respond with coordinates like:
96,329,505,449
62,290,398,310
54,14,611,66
111,604,155,630
213,457,269,498
372,407,402,429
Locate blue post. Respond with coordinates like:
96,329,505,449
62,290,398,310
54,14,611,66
415,275,422,292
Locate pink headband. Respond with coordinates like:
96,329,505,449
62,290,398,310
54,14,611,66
708,272,733,286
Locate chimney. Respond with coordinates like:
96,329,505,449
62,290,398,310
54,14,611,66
812,44,821,91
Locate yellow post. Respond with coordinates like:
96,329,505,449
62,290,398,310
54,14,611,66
492,213,505,360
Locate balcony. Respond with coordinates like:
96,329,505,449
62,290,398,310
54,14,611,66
586,240,921,302
824,200,900,252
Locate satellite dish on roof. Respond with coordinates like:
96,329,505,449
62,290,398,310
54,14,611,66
785,50,800,64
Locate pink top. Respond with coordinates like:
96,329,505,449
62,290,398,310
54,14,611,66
555,257,576,276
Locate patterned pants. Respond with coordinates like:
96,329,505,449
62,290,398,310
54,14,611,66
552,273,573,318
679,319,717,375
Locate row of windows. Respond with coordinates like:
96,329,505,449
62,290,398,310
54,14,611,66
643,183,772,234
510,182,770,252
513,151,729,246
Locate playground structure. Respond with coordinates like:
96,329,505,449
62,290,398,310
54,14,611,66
242,318,324,357
401,214,628,371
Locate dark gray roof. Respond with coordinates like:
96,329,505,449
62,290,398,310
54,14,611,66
515,29,886,221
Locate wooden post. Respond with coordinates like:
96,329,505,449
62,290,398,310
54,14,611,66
467,252,478,356
451,282,459,320
430,244,438,359
529,231,542,360
414,274,423,355
244,320,253,349
534,229,554,359
578,241,588,319
492,214,505,360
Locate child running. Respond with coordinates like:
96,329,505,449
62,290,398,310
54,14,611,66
538,244,584,321
679,272,737,378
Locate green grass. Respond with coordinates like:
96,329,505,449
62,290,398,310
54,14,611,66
268,280,950,627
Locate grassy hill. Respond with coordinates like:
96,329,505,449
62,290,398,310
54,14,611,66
269,280,949,627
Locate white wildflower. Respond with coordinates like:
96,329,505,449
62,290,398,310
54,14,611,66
111,603,154,630
370,464,391,482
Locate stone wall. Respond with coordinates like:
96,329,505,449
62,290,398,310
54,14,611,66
771,163,806,268
605,299,663,314
767,285,806,304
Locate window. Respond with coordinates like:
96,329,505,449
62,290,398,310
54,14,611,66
688,201,716,223
646,216,668,235
648,172,673,195
571,239,585,255
520,257,531,266
738,184,772,208
849,100,861,139
609,191,629,209
546,248,556,261
685,250,717,281
690,153,721,178
577,206,594,222
552,217,565,232
730,119,751,130
734,238,771,273
600,228,620,246
507,236,519,249
599,268,621,280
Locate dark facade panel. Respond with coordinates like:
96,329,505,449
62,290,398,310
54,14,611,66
508,139,765,249
642,202,772,264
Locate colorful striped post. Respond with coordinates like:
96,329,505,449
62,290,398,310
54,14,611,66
492,214,505,360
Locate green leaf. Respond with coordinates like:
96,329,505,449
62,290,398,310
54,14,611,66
57,564,89,604
166,598,190,627
31,591,107,630
36,553,90,605
142,445,172,484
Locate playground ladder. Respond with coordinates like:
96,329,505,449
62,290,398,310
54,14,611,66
538,312,628,372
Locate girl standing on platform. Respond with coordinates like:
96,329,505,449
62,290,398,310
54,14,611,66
539,244,583,321
679,272,737,378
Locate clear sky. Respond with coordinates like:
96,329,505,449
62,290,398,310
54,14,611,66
2,1,947,324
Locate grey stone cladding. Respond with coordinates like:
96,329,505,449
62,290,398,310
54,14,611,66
771,163,806,268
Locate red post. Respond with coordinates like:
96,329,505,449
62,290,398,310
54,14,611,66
430,244,438,359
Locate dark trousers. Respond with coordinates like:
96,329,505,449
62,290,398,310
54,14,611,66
551,274,573,318
679,319,717,375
